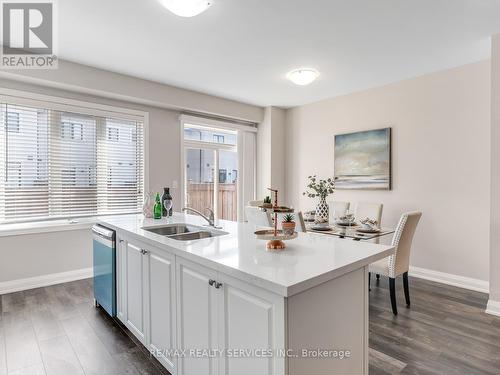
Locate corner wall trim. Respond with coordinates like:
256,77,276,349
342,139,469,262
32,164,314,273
409,266,489,294
486,300,500,317
0,267,93,295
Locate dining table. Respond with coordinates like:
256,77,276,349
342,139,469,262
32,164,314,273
305,222,395,241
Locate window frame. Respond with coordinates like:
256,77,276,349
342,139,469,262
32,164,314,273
0,87,149,225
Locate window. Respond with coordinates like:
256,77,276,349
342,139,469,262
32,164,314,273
6,112,19,133
219,169,227,183
184,125,236,145
61,121,84,140
0,101,144,224
213,134,224,143
107,127,119,142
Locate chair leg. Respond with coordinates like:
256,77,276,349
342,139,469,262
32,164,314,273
389,278,398,315
368,272,371,292
403,272,410,307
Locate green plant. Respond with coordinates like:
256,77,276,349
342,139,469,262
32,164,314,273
282,214,295,223
263,196,272,204
303,175,335,199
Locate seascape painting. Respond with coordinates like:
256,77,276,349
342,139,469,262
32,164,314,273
334,128,391,190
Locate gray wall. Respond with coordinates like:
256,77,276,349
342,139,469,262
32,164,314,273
490,35,500,304
0,229,92,283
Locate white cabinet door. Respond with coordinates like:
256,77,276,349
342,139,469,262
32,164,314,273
125,241,148,344
148,248,176,374
218,274,285,375
176,258,218,375
115,235,126,324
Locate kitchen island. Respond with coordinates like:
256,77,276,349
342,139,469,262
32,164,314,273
97,213,394,375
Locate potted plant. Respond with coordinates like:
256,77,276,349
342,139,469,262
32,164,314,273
303,175,335,221
262,196,273,208
282,214,296,235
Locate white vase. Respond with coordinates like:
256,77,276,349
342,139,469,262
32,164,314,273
315,197,329,221
142,192,155,218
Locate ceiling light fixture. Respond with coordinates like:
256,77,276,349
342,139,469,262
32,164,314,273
287,68,320,86
159,0,212,17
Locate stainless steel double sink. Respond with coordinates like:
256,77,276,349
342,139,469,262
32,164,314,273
142,224,228,241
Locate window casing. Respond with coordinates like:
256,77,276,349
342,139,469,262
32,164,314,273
0,98,144,224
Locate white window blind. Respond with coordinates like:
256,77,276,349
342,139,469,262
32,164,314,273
0,101,144,224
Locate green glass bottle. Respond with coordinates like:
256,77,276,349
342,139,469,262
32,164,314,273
153,193,162,219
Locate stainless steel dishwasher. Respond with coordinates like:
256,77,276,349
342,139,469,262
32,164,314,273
92,224,116,316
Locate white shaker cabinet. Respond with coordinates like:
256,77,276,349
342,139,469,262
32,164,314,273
176,258,285,375
217,273,285,375
124,241,148,345
116,233,177,374
176,257,219,375
148,247,177,373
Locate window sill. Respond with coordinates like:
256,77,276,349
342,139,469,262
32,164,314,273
0,217,96,237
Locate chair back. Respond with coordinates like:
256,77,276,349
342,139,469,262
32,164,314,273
247,200,263,207
389,212,422,277
244,206,273,227
354,202,383,225
328,201,350,222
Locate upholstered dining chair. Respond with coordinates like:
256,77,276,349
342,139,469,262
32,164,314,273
244,206,273,227
247,200,263,207
328,201,350,222
354,202,383,225
369,211,422,315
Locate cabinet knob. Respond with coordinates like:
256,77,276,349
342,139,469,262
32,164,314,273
215,282,223,289
208,279,216,286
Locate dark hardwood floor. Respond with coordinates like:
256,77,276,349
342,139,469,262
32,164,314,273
369,275,500,374
0,278,169,375
0,276,498,374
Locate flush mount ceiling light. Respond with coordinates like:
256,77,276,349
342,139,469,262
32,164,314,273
287,68,320,86
159,0,212,17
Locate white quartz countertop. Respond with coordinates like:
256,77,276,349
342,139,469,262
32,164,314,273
97,213,395,297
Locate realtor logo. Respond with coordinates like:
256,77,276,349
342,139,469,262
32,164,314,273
1,0,57,69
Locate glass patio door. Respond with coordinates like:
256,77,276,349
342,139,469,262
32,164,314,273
185,147,216,216
183,124,239,221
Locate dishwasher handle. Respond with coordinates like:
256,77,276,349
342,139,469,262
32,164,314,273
92,225,115,246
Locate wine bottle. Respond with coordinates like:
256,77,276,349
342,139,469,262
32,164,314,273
161,187,173,217
153,193,162,219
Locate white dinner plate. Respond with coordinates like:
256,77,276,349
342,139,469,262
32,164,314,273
311,225,333,231
356,227,381,234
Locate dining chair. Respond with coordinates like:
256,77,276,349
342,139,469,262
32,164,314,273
354,202,383,224
328,201,350,222
369,211,422,315
276,212,307,232
247,200,263,207
244,206,273,227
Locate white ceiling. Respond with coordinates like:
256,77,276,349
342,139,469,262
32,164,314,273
59,0,500,108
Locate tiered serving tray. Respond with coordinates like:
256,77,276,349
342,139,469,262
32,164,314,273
255,188,296,251
255,229,298,241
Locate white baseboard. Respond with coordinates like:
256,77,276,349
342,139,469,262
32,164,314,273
409,266,489,294
486,300,500,317
0,267,93,295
